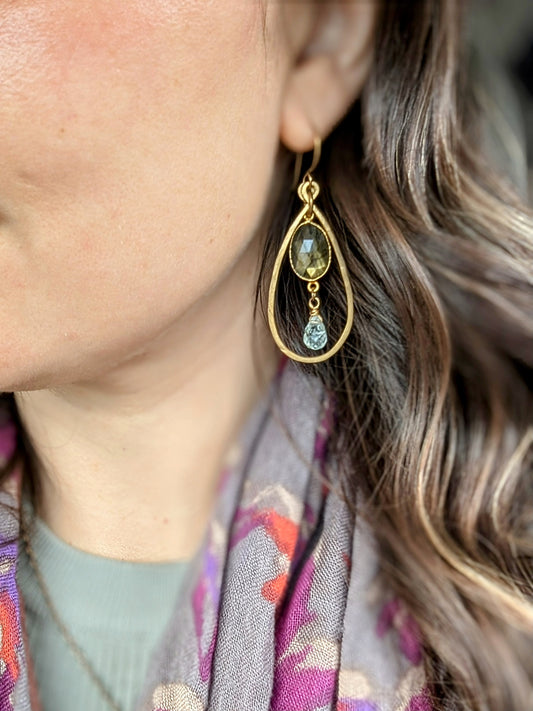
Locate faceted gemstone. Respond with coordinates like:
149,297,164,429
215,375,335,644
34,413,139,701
303,315,328,351
290,223,331,281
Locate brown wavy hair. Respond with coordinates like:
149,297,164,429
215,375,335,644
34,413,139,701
2,1,532,709
257,1,533,710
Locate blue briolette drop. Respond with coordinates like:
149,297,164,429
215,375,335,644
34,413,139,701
303,316,328,351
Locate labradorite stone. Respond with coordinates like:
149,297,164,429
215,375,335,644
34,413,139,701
290,223,331,281
303,315,328,351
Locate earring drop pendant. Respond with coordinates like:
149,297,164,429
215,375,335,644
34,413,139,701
303,316,327,350
303,281,328,350
289,219,331,351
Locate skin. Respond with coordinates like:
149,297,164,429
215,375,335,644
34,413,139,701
0,1,376,561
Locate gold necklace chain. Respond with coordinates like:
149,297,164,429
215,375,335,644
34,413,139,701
19,505,123,711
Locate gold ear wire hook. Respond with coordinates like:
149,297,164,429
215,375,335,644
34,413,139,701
291,136,322,190
306,136,321,176
291,152,303,191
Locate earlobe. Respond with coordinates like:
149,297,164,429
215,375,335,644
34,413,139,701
279,1,377,154
280,55,350,154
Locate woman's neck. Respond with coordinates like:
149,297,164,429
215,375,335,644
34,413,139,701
15,246,279,562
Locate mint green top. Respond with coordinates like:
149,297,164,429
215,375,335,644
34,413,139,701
16,504,188,711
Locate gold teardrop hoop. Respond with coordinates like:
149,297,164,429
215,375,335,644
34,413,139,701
267,139,354,364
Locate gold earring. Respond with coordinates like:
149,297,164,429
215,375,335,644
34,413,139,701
267,136,354,364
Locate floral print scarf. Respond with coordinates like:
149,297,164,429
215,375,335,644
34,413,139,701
0,363,431,711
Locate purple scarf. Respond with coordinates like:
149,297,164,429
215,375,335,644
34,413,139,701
0,364,431,710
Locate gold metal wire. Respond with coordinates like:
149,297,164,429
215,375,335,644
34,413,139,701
308,296,321,311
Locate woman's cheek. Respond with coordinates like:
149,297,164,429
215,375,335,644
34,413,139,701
0,0,284,390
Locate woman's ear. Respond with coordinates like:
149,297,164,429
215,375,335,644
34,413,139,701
280,1,378,153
